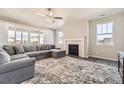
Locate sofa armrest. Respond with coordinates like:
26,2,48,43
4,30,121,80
0,57,36,74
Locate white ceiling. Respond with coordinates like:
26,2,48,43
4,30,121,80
0,8,124,29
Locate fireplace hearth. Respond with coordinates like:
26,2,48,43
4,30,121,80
68,44,79,56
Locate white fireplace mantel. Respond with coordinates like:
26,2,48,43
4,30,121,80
64,38,85,57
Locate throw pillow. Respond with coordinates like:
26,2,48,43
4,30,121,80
14,45,25,54
23,45,37,52
3,45,15,55
41,45,49,50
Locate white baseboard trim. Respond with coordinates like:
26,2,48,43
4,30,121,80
89,55,117,61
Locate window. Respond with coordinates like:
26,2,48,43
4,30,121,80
16,31,22,44
30,33,39,44
8,26,48,45
8,30,15,44
96,22,113,45
8,30,42,45
57,31,64,44
40,33,44,44
22,32,29,44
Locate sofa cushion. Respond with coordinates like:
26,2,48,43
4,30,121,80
51,49,66,58
0,47,10,65
37,45,49,51
14,45,25,54
10,54,28,61
0,57,35,74
25,50,51,57
41,45,49,50
39,50,51,54
51,45,55,49
3,45,15,55
37,45,42,51
23,45,37,52
51,49,63,52
25,51,41,57
48,45,55,49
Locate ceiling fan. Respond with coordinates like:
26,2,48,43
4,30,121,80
34,8,63,23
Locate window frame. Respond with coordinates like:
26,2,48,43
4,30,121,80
8,26,44,45
30,32,40,44
22,31,29,44
39,32,44,44
8,30,16,45
96,21,114,46
57,31,64,44
15,31,22,44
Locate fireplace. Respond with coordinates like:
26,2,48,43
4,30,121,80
68,44,79,56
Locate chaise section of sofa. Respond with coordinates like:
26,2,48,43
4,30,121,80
51,49,66,58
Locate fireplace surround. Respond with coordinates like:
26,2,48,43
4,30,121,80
64,38,88,58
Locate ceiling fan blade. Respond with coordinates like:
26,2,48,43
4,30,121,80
34,12,47,17
53,17,63,19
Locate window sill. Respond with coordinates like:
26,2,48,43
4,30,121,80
96,43,114,46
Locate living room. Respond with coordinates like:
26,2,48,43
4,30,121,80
0,8,124,84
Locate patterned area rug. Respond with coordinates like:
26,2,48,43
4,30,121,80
23,56,122,84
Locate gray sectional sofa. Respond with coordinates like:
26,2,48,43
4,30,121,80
0,44,65,84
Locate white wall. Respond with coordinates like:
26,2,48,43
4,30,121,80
89,12,124,60
63,20,84,39
0,21,8,46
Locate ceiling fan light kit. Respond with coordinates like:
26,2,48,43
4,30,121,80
34,8,63,23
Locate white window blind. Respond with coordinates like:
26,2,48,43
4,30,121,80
8,25,44,45
96,22,113,45
57,31,64,44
